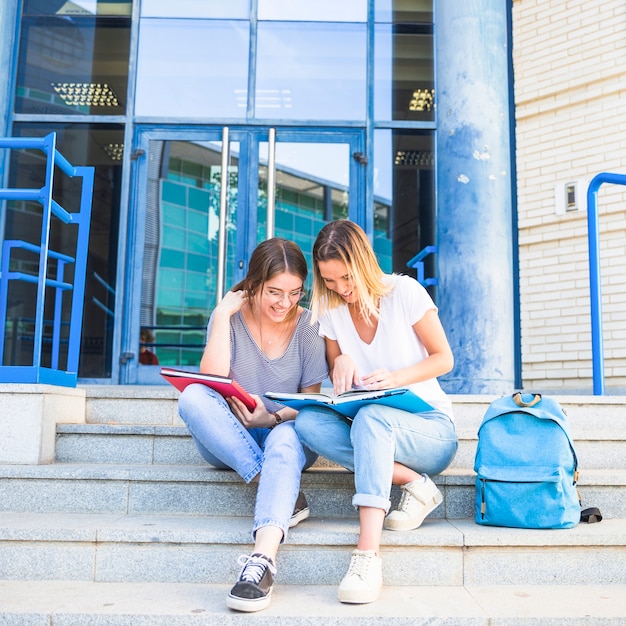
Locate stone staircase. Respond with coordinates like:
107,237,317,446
0,386,625,624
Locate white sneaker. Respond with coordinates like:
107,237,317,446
383,474,443,531
337,549,383,604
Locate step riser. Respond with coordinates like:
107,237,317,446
0,540,623,586
55,431,626,471
81,393,626,428
1,476,624,519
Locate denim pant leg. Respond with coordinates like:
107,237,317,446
177,384,263,483
253,420,317,541
294,406,356,471
350,404,459,512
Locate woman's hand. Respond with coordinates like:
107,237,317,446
331,353,361,395
227,394,275,429
359,368,398,391
215,290,247,317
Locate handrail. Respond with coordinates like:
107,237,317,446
407,245,438,287
0,132,94,386
586,172,626,395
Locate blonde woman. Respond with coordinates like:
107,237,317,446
295,220,458,604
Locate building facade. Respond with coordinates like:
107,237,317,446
513,0,626,393
4,0,621,395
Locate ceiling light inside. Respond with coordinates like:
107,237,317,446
103,143,124,161
51,82,120,107
395,150,434,167
408,88,434,112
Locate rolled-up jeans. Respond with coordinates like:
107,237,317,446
178,384,318,540
295,403,458,513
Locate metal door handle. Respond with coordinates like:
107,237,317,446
266,128,276,239
216,127,230,304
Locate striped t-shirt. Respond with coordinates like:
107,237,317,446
207,308,328,412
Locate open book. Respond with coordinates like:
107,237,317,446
264,387,435,419
160,367,256,412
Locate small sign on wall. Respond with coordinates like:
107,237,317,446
555,179,588,215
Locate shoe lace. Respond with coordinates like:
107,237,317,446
236,554,272,585
396,487,414,512
346,551,373,580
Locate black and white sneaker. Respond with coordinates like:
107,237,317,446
289,491,310,528
227,552,276,612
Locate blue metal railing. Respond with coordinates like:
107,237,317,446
586,172,626,395
407,245,438,287
0,133,94,387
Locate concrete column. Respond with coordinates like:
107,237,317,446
435,0,517,394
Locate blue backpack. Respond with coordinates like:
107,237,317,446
474,392,586,529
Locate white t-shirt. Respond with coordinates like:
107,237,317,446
318,274,454,420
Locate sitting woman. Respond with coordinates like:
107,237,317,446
295,220,458,605
178,238,328,613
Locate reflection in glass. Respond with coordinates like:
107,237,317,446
268,141,352,275
15,10,130,116
258,0,366,22
256,22,366,121
6,123,124,378
22,0,132,17
142,140,239,367
373,129,435,285
141,0,249,19
375,0,433,23
135,20,249,118
374,23,434,122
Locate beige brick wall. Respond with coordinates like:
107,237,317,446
513,0,626,392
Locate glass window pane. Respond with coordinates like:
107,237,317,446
141,139,240,374
259,0,366,21
16,12,130,116
256,22,366,121
136,19,249,118
375,0,433,23
374,24,434,122
373,129,435,279
23,0,132,17
141,0,249,19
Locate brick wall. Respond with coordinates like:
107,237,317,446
512,0,626,392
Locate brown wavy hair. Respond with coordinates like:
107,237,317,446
232,238,307,323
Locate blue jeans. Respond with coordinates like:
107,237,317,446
178,384,318,540
295,403,458,513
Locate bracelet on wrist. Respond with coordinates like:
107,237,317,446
269,411,283,429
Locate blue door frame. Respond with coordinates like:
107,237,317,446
119,125,365,384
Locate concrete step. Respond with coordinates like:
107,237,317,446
73,388,626,471
55,420,626,470
1,463,624,519
80,388,626,431
2,387,625,622
1,580,625,625
0,512,624,587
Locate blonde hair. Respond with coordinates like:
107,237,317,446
311,220,392,322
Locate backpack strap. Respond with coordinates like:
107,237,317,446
512,392,542,407
580,507,603,523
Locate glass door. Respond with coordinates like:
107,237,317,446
122,126,364,384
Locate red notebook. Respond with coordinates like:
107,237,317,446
160,367,256,411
